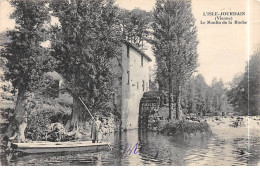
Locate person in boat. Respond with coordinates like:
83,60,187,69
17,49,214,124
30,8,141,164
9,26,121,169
91,115,102,143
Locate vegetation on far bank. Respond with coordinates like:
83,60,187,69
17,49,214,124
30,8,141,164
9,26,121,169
227,50,260,116
157,120,210,136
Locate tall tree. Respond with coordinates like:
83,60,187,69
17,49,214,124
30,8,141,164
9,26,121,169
181,74,209,116
50,0,122,131
1,0,52,141
194,74,207,114
181,75,195,114
204,85,214,114
118,8,152,48
152,0,198,119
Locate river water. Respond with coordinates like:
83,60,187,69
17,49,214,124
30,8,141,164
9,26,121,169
1,127,260,166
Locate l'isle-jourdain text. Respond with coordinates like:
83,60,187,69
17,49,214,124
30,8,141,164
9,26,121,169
200,11,247,25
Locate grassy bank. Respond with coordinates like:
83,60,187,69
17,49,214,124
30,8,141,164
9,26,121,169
157,120,211,135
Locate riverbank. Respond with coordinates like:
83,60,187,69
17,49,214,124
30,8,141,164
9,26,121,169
152,115,260,150
153,119,210,136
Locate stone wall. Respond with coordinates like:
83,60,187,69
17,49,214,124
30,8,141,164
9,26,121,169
121,43,150,130
109,42,151,130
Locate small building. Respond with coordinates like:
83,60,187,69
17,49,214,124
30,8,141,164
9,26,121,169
110,41,152,130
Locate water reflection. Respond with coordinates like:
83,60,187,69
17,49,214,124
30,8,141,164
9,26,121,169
1,129,259,166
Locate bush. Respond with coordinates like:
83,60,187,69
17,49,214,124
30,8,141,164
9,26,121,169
25,93,72,141
26,109,52,141
159,120,210,135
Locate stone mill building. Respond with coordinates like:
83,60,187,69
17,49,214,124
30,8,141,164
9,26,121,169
110,41,153,130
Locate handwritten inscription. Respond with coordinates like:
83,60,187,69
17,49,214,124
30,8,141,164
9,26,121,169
114,143,159,159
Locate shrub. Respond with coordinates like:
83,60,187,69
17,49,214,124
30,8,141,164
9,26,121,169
159,120,210,135
25,93,72,141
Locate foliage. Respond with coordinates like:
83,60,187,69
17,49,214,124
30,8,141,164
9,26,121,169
152,0,198,119
118,8,153,48
159,120,210,135
36,73,60,98
181,74,229,115
0,0,54,92
50,0,122,127
0,0,57,142
0,108,15,135
26,105,52,141
25,93,72,141
228,73,243,89
210,78,228,112
227,50,260,115
181,74,206,115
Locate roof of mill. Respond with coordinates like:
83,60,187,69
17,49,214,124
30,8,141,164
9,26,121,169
123,40,152,62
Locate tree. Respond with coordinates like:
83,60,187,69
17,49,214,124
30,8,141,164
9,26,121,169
210,78,228,112
0,0,52,142
194,74,207,114
118,8,153,48
228,50,260,115
204,85,214,114
181,75,195,114
152,0,198,119
181,74,208,116
246,51,260,115
228,73,243,89
181,74,230,117
50,0,122,131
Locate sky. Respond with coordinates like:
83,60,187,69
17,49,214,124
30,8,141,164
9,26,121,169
0,0,259,85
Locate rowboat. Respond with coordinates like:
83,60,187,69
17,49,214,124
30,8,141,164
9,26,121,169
11,141,110,154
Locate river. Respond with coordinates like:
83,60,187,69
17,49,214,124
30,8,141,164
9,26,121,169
1,123,260,166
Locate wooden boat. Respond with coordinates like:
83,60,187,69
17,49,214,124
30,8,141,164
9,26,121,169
11,141,110,154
